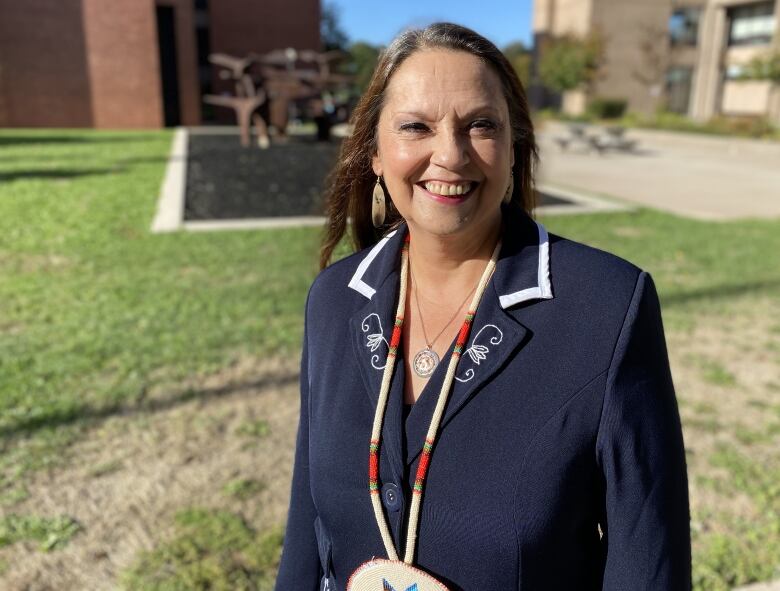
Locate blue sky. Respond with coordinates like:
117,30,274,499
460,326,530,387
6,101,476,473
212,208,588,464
331,0,534,49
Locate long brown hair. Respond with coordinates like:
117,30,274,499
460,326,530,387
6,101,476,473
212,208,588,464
320,22,538,269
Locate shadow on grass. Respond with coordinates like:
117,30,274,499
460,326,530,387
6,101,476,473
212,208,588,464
0,368,299,440
0,169,121,182
3,280,777,439
0,154,169,165
662,278,780,307
0,157,169,182
0,134,168,147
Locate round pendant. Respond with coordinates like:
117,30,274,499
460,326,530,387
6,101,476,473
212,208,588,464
413,348,439,378
348,558,450,590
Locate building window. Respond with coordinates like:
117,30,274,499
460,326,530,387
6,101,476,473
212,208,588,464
666,66,693,114
725,64,746,80
669,7,701,46
728,1,775,46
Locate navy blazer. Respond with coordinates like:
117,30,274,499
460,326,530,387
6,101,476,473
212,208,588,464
275,210,691,590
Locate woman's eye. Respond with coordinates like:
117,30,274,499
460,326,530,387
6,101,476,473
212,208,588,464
399,122,429,133
397,120,497,134
470,119,497,132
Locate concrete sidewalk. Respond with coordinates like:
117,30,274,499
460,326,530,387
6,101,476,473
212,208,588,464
537,121,780,220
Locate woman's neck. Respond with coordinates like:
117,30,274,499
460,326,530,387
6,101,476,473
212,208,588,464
406,215,502,299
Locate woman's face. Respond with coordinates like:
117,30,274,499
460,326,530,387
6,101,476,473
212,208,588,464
372,48,514,241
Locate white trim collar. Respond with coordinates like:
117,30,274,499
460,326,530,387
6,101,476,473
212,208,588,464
346,220,553,309
346,229,398,299
497,221,553,308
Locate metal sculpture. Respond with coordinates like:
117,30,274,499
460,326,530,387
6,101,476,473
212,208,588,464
204,48,351,148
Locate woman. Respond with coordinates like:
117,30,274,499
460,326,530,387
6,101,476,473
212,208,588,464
275,23,691,591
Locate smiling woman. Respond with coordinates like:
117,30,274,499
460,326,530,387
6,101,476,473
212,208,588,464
275,23,691,591
371,48,513,244
319,23,537,271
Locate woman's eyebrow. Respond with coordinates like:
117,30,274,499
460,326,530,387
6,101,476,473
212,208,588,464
392,106,502,120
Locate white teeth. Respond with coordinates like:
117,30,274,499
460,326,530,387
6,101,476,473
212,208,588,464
423,181,473,196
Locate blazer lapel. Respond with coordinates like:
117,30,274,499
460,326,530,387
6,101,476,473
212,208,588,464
347,227,408,480
404,212,554,465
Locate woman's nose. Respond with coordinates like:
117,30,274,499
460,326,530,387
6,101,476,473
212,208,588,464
430,129,470,170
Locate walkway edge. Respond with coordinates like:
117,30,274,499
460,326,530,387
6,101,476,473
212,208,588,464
151,127,188,233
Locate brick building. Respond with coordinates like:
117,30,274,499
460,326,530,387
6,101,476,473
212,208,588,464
0,0,320,128
531,0,780,123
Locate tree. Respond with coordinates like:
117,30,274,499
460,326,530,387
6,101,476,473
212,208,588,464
346,41,381,93
321,2,348,52
632,23,668,99
503,42,531,88
538,33,604,93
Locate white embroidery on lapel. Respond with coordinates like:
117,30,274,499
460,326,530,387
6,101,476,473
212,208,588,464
361,313,388,370
456,324,504,383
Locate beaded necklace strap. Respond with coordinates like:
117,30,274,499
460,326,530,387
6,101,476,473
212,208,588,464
367,231,502,564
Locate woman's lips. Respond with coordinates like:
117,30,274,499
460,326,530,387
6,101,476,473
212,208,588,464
417,182,479,205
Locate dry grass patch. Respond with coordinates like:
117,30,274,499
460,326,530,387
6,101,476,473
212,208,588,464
0,355,301,590
668,295,780,588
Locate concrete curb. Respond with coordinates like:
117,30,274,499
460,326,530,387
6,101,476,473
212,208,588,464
536,183,632,216
151,127,187,233
182,217,326,231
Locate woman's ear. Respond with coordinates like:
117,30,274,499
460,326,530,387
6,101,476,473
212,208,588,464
371,153,382,177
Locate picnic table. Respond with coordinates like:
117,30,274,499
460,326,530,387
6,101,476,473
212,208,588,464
554,124,638,155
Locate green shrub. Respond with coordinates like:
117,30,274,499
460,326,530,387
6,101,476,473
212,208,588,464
709,115,777,138
620,110,780,139
587,98,628,119
740,52,780,83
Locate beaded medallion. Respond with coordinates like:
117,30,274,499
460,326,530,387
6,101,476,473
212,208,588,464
347,558,449,590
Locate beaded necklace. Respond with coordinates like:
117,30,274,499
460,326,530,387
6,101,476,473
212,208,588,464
348,231,502,591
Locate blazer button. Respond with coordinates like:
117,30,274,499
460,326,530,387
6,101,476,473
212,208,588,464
381,483,403,512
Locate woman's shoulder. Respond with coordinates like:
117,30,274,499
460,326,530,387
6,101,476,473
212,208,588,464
550,230,642,278
544,229,648,307
507,212,645,302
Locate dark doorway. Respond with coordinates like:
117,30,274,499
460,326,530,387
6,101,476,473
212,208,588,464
194,0,215,122
156,5,181,127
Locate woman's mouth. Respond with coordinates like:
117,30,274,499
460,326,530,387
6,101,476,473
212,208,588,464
418,180,478,204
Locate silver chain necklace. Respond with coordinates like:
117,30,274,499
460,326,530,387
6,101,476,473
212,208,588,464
410,267,476,378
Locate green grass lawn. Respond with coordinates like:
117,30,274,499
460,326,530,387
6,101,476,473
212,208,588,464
0,130,319,445
1,129,779,589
